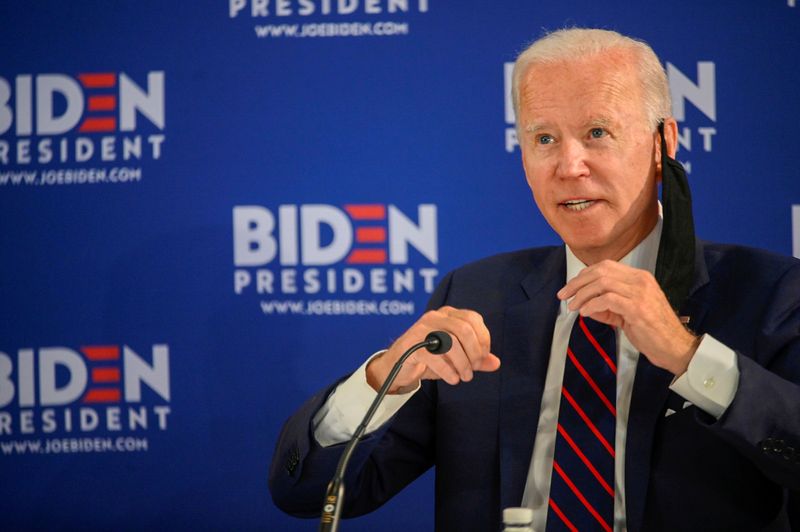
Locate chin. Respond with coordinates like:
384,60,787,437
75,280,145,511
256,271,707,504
563,233,615,259
561,227,611,248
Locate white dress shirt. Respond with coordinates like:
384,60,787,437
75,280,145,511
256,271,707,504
313,218,740,531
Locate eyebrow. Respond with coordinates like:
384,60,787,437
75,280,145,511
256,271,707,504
524,117,616,134
587,117,613,129
523,122,548,135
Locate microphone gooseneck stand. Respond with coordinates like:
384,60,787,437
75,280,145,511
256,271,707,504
319,331,452,532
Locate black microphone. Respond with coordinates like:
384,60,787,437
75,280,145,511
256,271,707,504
424,330,452,354
319,331,452,532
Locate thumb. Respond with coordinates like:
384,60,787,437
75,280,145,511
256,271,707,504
476,353,501,372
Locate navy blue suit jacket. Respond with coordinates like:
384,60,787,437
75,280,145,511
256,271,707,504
270,241,800,531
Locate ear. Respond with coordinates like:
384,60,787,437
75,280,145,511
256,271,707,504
662,117,679,159
655,117,679,182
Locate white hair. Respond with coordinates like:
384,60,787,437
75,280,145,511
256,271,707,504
511,28,672,129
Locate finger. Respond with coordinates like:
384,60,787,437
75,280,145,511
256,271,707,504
429,307,487,378
418,351,463,385
410,351,461,384
393,306,493,385
558,260,635,300
404,357,428,383
583,309,625,329
412,309,480,382
563,260,653,310
443,326,476,382
557,261,612,299
578,292,634,323
445,308,491,352
440,307,491,366
384,312,462,386
567,275,637,312
475,353,501,372
423,350,500,380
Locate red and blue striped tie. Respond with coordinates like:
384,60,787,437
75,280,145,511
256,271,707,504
546,316,617,531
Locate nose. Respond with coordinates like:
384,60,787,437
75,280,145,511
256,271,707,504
555,138,590,180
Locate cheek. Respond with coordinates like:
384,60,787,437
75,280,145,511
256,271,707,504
522,155,549,191
631,137,658,170
524,156,562,215
524,164,546,204
612,146,656,189
616,162,658,207
526,174,552,216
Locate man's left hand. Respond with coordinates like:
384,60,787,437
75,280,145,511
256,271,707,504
557,260,700,376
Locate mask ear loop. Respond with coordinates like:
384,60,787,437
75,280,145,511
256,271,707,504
654,120,696,312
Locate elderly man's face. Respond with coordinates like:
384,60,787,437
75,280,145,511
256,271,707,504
518,49,661,265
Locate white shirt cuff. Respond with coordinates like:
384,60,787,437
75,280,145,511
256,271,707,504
312,350,421,447
669,334,740,419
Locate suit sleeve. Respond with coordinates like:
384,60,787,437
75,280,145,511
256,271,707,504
700,262,800,489
268,270,455,517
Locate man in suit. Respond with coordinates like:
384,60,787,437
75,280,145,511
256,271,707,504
270,28,800,530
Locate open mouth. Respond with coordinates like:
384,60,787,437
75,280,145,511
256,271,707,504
560,199,595,212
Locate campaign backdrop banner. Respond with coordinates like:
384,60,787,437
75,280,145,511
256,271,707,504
1,1,799,530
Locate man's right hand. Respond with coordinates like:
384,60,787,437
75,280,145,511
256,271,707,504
366,306,501,394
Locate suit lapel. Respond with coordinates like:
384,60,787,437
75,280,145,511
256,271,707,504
624,240,711,531
499,247,564,509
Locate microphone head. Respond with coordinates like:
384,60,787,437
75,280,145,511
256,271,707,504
425,331,452,354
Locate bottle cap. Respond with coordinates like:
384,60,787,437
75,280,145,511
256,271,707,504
503,507,534,525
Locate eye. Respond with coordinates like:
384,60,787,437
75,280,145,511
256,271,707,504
537,134,555,145
590,127,606,139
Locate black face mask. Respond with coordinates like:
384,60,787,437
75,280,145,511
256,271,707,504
654,121,696,312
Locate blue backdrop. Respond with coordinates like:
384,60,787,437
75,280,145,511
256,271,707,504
1,1,799,530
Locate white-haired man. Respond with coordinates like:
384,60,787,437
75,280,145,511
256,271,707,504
270,28,800,531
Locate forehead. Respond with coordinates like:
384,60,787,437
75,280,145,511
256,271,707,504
519,50,646,125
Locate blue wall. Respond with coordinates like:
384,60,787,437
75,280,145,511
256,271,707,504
1,1,799,530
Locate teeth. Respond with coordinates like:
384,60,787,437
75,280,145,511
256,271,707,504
562,200,594,211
